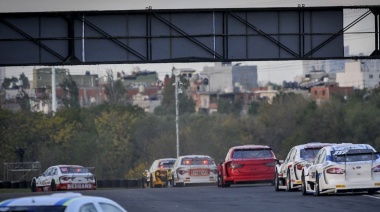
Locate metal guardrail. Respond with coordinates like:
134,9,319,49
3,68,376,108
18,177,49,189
3,162,41,181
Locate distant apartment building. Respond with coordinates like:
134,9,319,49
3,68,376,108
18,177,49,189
336,60,380,89
310,83,354,104
32,68,105,113
120,68,163,113
200,62,258,93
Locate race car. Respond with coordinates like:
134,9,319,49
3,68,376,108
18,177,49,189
275,142,335,191
0,192,126,212
171,155,217,187
31,165,96,192
143,158,176,188
301,143,380,195
218,145,277,187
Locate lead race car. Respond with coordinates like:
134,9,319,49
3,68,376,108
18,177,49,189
31,165,96,192
301,143,380,195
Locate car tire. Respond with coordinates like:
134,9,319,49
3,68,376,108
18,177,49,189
274,171,280,191
217,173,222,187
51,180,56,191
150,175,153,188
171,177,176,187
31,179,37,192
314,172,320,196
285,171,292,192
301,172,308,196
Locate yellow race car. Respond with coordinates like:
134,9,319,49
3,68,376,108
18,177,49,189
142,158,176,188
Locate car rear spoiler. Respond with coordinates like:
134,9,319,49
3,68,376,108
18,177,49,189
334,152,380,180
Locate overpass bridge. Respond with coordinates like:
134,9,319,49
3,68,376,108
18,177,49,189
0,5,379,67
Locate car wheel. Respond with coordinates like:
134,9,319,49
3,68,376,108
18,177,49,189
150,175,153,188
51,180,56,191
31,179,37,192
171,177,176,187
274,171,280,191
217,173,222,187
285,171,292,192
301,172,308,196
314,172,320,196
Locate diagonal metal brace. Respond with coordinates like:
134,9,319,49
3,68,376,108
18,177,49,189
228,12,300,58
76,15,147,61
0,17,66,61
304,10,372,58
151,11,224,60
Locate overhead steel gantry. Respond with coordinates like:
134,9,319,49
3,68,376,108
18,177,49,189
0,6,379,67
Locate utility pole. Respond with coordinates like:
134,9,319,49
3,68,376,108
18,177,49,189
52,67,57,113
173,68,181,158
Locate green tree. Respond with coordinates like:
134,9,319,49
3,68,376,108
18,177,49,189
2,76,18,89
154,75,195,115
19,73,30,89
104,69,126,104
60,73,80,108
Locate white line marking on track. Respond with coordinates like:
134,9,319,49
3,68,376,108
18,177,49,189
363,195,380,200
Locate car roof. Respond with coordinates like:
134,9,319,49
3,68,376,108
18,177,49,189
230,144,271,150
293,142,336,149
326,143,374,151
55,165,84,167
0,193,93,207
0,193,126,211
179,155,212,159
154,158,176,162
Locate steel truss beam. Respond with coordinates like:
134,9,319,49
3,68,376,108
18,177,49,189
0,6,379,66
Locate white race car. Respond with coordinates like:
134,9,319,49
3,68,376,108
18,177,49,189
31,165,96,192
275,142,335,191
302,143,380,195
171,155,217,187
0,192,126,212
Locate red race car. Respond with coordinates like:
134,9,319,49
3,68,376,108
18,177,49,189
218,145,277,187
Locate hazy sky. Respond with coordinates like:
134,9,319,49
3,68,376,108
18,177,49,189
1,0,378,83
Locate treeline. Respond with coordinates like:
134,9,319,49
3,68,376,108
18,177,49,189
1,88,380,181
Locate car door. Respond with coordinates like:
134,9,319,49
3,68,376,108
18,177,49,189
309,149,326,182
280,148,295,176
38,167,53,186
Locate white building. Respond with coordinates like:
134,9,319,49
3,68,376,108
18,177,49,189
336,60,380,89
200,62,258,93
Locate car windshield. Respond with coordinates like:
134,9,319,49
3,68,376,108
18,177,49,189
60,166,89,174
232,149,273,159
0,206,66,212
300,148,322,160
158,160,175,168
331,149,378,162
181,158,215,165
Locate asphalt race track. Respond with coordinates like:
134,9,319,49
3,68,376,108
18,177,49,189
1,184,380,212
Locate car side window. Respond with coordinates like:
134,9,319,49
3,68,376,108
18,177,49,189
288,149,296,162
314,152,322,165
318,150,326,164
285,148,294,163
43,168,50,176
45,167,53,176
80,203,98,212
99,202,124,212
52,168,57,176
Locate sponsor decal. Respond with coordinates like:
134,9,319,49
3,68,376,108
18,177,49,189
336,185,346,188
375,183,380,186
67,183,92,189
